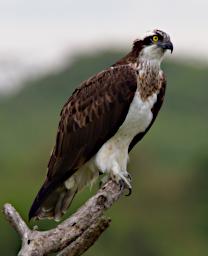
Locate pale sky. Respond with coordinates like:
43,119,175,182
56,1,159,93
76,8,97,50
0,0,207,93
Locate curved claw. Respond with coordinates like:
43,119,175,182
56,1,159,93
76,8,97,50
110,170,132,195
125,187,132,196
119,179,126,190
118,179,132,196
127,173,132,182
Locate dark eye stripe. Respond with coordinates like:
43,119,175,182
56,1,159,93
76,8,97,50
143,36,153,45
143,34,163,46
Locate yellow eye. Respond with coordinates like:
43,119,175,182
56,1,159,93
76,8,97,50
152,35,159,42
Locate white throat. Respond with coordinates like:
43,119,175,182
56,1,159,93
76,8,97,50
139,45,165,65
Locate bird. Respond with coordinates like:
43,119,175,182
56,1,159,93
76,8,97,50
29,29,173,221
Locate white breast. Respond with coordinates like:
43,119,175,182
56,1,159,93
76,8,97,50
94,90,158,174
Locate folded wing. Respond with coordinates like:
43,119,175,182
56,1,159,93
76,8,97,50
29,65,137,220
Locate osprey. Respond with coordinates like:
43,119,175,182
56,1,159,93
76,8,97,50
29,29,173,221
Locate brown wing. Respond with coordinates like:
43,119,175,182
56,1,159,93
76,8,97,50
48,65,137,180
128,73,167,152
29,65,137,220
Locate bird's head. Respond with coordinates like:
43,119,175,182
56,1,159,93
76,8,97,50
133,29,173,63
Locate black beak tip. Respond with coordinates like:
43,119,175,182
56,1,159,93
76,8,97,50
158,41,173,53
170,44,173,54
168,41,173,54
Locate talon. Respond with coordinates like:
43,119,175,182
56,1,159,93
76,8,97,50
118,178,132,196
127,173,132,182
119,179,125,190
125,187,132,196
109,168,132,194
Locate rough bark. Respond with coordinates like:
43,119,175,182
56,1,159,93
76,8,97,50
3,180,126,256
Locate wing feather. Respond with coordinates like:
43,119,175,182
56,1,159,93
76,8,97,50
48,65,137,182
29,65,137,219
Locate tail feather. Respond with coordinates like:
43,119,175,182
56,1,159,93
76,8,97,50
29,178,77,221
29,165,99,221
53,187,77,221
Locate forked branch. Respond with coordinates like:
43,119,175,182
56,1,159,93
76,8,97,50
3,180,125,256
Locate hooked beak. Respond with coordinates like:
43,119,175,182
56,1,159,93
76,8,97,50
158,40,173,53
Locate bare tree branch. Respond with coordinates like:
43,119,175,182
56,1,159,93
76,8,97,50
57,216,111,256
3,203,31,240
3,180,125,256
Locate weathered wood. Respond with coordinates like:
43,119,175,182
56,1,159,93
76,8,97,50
57,217,111,256
3,180,126,256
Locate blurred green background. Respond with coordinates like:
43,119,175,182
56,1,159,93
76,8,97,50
1,50,208,256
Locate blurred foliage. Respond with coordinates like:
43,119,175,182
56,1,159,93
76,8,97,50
0,50,208,255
